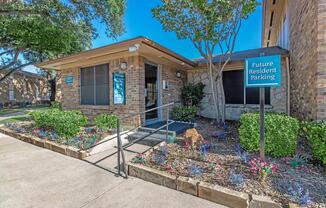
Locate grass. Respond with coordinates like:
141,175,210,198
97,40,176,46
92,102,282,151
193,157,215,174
0,106,49,117
0,109,22,116
0,116,31,124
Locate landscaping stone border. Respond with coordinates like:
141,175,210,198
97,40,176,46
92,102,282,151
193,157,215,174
0,126,89,159
127,142,285,208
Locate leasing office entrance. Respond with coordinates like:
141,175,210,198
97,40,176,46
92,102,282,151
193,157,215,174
145,63,160,123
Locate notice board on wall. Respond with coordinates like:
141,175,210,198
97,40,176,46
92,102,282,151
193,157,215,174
113,72,126,104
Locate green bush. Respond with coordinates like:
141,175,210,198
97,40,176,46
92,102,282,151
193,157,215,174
31,109,87,138
302,121,326,165
239,113,299,157
50,101,61,109
172,106,197,122
181,82,205,106
94,114,118,131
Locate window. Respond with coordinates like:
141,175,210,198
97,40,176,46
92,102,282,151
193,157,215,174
223,70,270,105
9,90,15,101
80,64,109,105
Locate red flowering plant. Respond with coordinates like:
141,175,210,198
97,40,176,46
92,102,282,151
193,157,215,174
247,158,277,181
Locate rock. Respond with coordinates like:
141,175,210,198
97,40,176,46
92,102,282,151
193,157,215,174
183,128,204,147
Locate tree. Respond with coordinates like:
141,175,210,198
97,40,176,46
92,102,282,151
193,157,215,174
0,0,125,82
152,0,257,124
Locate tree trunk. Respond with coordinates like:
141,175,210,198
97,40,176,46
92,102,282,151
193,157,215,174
207,61,220,123
216,75,226,124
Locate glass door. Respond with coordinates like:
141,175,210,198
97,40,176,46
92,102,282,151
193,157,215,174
145,63,158,121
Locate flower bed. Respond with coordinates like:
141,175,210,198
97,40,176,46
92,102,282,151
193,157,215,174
131,118,326,208
0,121,114,159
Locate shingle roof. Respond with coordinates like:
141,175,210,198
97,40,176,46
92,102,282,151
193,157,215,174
195,46,289,64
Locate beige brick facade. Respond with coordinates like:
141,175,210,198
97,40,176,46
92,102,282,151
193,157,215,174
317,0,326,120
288,0,318,120
263,0,326,121
57,54,186,125
0,71,49,106
187,60,288,120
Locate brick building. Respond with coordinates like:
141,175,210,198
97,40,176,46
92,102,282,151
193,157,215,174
38,36,289,124
262,0,326,121
0,70,50,107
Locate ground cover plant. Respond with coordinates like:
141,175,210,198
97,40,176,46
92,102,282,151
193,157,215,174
132,117,326,207
2,110,117,151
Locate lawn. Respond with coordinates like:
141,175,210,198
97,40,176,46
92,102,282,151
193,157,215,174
0,116,31,124
0,105,49,117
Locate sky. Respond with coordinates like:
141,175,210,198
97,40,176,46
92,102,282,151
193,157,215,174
25,0,263,73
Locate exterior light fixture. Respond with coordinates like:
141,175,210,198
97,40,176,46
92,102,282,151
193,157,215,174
128,43,141,52
176,71,182,78
120,62,127,70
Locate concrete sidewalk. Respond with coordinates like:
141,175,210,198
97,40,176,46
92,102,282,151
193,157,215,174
0,133,227,208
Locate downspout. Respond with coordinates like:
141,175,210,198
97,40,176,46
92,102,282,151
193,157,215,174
286,56,290,115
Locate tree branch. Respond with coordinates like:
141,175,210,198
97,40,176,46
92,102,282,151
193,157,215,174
0,49,21,71
0,62,34,83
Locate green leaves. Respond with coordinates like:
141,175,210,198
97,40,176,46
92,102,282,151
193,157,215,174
181,82,205,106
0,0,125,75
93,114,118,132
302,121,326,165
239,113,300,157
172,106,197,122
30,109,87,139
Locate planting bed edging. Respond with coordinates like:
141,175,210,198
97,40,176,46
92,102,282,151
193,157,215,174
128,162,283,208
0,126,89,159
127,139,286,208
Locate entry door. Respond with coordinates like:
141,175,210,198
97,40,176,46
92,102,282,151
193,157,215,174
145,63,158,121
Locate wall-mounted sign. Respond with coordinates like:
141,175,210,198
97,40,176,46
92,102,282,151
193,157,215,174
245,55,281,88
113,72,126,104
65,74,74,86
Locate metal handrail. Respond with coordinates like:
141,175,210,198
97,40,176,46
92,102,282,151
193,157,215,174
119,102,174,121
116,102,174,178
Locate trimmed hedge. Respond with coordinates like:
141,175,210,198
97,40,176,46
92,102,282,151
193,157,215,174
172,106,197,122
239,113,299,157
31,109,87,138
302,121,326,165
94,114,118,132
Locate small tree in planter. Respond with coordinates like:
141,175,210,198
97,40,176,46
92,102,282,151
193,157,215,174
94,114,118,138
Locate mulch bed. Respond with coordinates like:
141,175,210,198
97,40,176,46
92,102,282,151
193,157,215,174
3,121,108,151
132,117,326,208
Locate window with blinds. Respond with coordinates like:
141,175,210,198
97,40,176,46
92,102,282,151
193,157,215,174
223,70,271,105
80,64,109,105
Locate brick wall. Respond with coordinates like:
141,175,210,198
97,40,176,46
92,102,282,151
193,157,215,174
187,61,288,120
317,0,326,121
288,0,319,120
58,55,186,125
59,55,143,125
0,72,49,106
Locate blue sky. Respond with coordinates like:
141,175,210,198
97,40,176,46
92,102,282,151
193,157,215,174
25,0,262,72
92,0,263,59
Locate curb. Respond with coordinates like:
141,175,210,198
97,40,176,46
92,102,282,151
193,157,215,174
0,126,89,159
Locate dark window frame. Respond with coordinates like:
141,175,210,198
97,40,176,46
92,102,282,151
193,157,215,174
80,64,109,105
223,69,271,105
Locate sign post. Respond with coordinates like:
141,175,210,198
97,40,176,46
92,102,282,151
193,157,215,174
245,55,281,161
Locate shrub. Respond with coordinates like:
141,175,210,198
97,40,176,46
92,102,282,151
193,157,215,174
239,113,299,157
50,101,61,109
93,114,118,131
302,121,326,165
181,82,205,106
31,109,87,138
172,106,197,122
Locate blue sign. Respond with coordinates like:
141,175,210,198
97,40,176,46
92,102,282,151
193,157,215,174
245,55,281,88
113,72,126,104
65,74,74,86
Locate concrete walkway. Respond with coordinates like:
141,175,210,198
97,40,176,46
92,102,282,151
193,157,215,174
0,133,227,208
